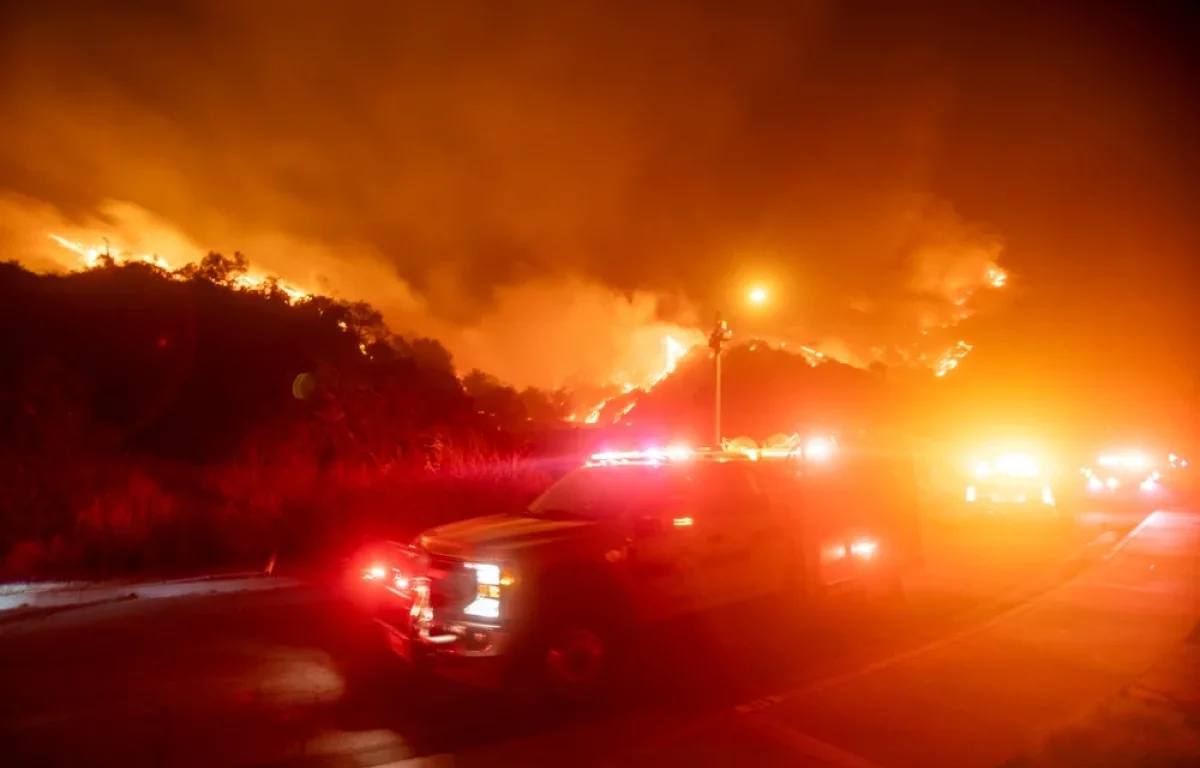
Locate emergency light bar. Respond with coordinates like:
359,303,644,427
1097,452,1151,469
587,447,694,465
974,452,1040,478
587,437,836,466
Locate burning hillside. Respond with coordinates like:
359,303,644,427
40,221,1007,432
586,341,892,443
15,198,707,395
49,234,311,303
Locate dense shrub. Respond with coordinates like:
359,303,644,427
0,258,555,579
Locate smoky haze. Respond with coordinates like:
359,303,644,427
0,1,1195,405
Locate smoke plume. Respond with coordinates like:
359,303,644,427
0,0,1016,386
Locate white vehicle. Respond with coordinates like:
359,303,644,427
351,438,922,700
962,451,1065,518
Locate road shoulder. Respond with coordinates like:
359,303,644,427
1001,628,1200,767
617,510,1200,768
0,572,297,626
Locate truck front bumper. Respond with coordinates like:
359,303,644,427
374,583,515,687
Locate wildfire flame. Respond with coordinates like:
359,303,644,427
925,263,1007,376
934,340,974,377
659,337,688,384
987,266,1007,288
48,234,310,304
578,335,691,423
571,264,1005,423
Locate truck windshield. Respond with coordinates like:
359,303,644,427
527,465,672,522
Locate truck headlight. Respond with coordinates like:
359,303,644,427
464,562,514,619
463,597,501,619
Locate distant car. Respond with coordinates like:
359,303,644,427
1080,451,1174,509
352,439,922,701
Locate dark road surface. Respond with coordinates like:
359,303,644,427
0,507,1165,767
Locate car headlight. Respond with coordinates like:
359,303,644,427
850,538,878,559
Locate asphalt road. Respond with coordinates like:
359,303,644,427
0,505,1154,768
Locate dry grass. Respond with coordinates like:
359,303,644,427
1004,688,1200,768
1,440,555,580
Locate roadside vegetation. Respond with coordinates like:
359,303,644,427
0,256,560,578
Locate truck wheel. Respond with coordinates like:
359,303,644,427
542,621,610,696
505,581,625,707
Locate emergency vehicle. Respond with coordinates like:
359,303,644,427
351,435,922,700
962,450,1067,518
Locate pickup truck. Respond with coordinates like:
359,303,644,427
351,440,922,700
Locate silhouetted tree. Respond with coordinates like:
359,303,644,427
0,258,546,577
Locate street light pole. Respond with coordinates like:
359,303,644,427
715,347,722,446
709,312,733,447
707,288,767,447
